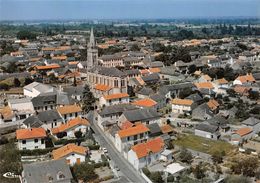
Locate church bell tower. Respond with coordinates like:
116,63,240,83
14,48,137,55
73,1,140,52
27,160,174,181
87,28,98,69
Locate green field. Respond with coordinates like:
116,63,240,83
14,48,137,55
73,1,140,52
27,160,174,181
174,134,234,155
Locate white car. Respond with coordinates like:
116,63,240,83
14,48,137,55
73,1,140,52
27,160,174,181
102,147,108,153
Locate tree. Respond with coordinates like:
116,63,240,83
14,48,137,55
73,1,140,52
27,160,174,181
193,163,206,179
188,64,197,74
150,171,163,183
17,30,37,40
56,132,66,139
71,162,97,182
73,76,77,87
211,151,224,164
24,77,33,85
82,84,95,113
74,130,83,139
231,157,259,177
0,83,10,90
179,148,193,164
224,175,251,183
13,78,21,87
130,44,140,51
248,90,259,100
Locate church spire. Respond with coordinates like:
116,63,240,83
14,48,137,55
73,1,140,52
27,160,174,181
88,27,95,48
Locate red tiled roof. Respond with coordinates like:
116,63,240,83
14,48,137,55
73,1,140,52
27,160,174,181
118,124,149,138
16,128,46,140
52,143,88,160
131,137,164,159
132,98,157,107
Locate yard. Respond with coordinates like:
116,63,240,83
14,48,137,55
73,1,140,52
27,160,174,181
174,134,235,155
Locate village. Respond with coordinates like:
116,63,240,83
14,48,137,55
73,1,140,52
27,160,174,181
0,23,260,183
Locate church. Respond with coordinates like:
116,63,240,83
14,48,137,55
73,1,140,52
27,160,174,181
81,28,128,98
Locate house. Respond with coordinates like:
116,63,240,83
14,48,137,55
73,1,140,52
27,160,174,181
233,73,256,85
213,78,229,94
164,163,186,181
119,108,161,125
16,128,47,150
23,82,55,98
8,98,34,120
0,106,17,124
99,93,129,107
195,123,220,140
97,104,137,130
172,98,195,114
57,104,82,122
136,87,154,99
23,109,63,130
207,58,222,68
198,74,212,83
161,124,175,136
207,99,220,113
241,117,260,134
160,149,173,162
52,143,88,166
158,82,194,99
115,123,150,154
194,82,215,97
141,73,160,85
150,93,166,109
31,92,57,112
192,103,213,121
185,93,203,105
99,54,124,68
51,117,90,138
132,98,157,109
128,137,165,170
63,86,84,101
231,127,253,145
22,159,73,183
147,123,162,137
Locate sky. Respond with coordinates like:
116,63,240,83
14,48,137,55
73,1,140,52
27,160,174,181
0,0,259,20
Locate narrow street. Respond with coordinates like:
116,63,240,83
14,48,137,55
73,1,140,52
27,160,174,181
86,111,146,183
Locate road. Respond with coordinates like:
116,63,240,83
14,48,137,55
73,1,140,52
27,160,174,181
86,111,146,183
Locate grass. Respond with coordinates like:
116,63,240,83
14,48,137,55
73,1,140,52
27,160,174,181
174,134,234,155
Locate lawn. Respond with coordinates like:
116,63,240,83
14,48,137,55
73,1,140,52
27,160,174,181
174,134,234,155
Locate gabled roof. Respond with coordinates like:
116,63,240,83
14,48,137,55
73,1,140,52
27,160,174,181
172,98,193,106
57,104,82,115
161,124,175,134
235,127,253,137
103,93,129,100
132,98,157,107
131,137,164,159
99,104,137,116
195,123,218,133
52,143,88,160
123,108,161,122
51,117,89,134
215,78,228,84
207,99,219,111
95,84,112,91
16,128,46,140
242,117,260,126
194,82,214,89
235,74,255,83
36,64,60,70
118,124,149,138
23,159,73,183
38,109,62,123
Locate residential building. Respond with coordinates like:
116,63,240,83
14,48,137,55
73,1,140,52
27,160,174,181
172,98,194,114
233,73,256,85
231,127,253,145
99,93,129,107
51,117,90,138
195,123,220,140
22,159,73,183
52,143,88,166
128,137,165,170
16,128,47,150
23,82,55,98
57,104,82,122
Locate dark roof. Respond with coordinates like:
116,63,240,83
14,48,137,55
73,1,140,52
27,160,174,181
137,87,154,96
141,73,160,82
150,93,165,102
150,61,164,68
159,82,194,95
206,115,228,128
195,123,218,133
88,66,126,77
147,123,162,135
23,116,43,128
22,159,73,183
38,109,62,123
192,103,213,120
63,86,84,96
123,108,161,122
124,69,140,75
99,104,137,116
185,93,203,103
242,117,260,126
31,92,56,108
100,54,122,61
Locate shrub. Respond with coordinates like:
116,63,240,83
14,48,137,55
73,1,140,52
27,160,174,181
88,144,100,150
142,167,151,177
20,148,55,156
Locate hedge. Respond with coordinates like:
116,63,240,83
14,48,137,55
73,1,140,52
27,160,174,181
88,144,100,150
20,148,55,156
54,138,85,145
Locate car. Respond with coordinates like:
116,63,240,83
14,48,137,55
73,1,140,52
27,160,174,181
102,147,108,153
114,166,120,171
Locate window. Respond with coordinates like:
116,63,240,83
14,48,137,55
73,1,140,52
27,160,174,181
34,139,38,143
71,153,75,156
23,147,26,150
134,135,137,140
22,140,26,144
41,139,45,144
57,172,65,180
70,113,72,117
35,146,38,149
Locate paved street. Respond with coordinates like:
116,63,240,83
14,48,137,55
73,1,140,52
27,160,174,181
86,111,146,183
